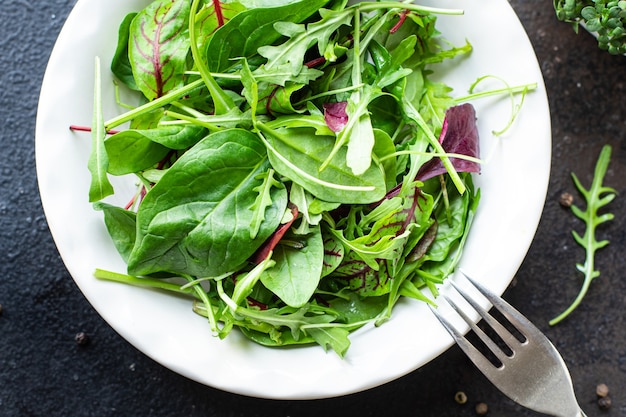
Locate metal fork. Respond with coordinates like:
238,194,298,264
429,272,587,417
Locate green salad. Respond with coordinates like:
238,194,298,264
83,0,531,356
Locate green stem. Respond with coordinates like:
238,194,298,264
94,268,196,297
548,272,592,326
182,274,220,334
189,0,236,115
454,83,538,103
105,78,204,129
355,2,464,15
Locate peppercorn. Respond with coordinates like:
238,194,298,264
75,332,90,346
454,391,468,405
475,402,488,415
559,192,574,207
598,395,612,410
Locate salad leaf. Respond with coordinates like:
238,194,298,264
549,145,616,325
128,0,191,100
260,225,324,307
127,129,288,277
111,12,139,90
88,57,114,202
205,0,332,72
416,103,481,182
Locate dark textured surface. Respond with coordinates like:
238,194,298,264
1,1,625,416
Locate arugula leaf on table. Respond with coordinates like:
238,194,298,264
550,145,616,325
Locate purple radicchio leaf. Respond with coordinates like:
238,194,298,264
416,103,480,182
323,102,349,133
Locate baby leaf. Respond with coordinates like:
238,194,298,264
416,103,481,182
306,325,351,357
322,231,345,277
128,128,288,277
206,0,332,72
129,0,191,100
94,202,137,262
249,169,282,239
550,145,616,325
126,124,206,150
260,225,324,308
257,124,386,204
88,57,114,202
105,132,170,175
194,1,245,54
111,12,139,91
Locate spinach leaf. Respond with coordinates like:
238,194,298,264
260,225,324,308
111,12,139,91
104,132,170,175
128,128,288,277
94,202,137,262
129,0,191,100
257,124,386,204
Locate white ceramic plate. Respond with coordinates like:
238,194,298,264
36,0,551,400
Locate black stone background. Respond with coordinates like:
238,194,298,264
1,1,625,416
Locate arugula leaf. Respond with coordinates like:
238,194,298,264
249,169,281,239
205,0,332,72
550,145,616,325
257,8,353,76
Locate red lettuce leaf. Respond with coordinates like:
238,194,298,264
323,102,349,133
416,103,480,182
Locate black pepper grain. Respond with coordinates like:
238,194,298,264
598,395,612,410
75,331,90,346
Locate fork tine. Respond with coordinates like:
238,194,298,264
461,272,537,340
428,304,497,372
442,294,511,366
450,279,524,350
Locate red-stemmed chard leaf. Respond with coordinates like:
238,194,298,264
129,0,191,100
251,204,299,264
323,102,349,133
416,103,480,182
195,1,246,53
